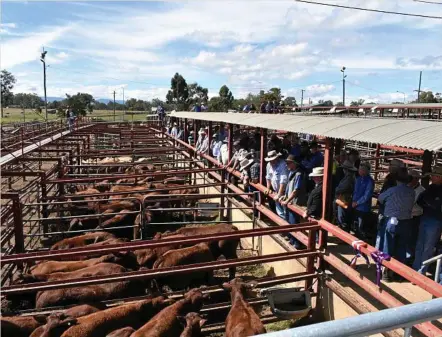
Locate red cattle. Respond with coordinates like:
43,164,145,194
165,224,240,279
50,232,116,250
222,278,266,337
179,312,207,337
106,326,135,337
153,243,214,289
131,289,207,337
60,297,170,337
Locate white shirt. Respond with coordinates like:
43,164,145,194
219,143,229,165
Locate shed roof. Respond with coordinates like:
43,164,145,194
171,111,442,151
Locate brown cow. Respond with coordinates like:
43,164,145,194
29,254,120,276
131,289,207,337
29,313,77,337
1,315,48,337
106,327,135,337
222,278,266,337
35,263,134,308
25,262,127,283
153,243,214,289
134,233,186,268
166,224,240,279
60,297,170,337
51,232,116,250
179,312,207,337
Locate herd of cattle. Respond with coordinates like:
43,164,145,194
1,156,269,337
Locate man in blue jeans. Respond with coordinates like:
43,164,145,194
281,155,307,248
265,150,288,219
377,167,415,281
413,166,442,276
352,162,374,239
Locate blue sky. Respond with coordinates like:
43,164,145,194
1,0,441,104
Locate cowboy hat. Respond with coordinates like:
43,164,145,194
265,150,281,162
341,160,357,171
238,151,251,162
359,161,371,172
309,167,324,177
390,159,405,168
239,158,254,171
408,169,422,178
285,154,300,165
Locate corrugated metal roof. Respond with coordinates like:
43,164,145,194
171,112,442,151
360,103,442,110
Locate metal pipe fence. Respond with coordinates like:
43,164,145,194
257,298,442,337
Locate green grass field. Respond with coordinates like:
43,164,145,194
1,108,150,124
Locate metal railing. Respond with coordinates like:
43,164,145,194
423,253,442,284
257,297,442,337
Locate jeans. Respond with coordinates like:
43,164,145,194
285,208,303,248
383,218,412,264
275,201,285,219
353,210,370,238
376,216,386,252
337,205,352,231
412,215,442,274
407,216,421,260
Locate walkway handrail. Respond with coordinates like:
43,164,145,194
257,298,442,337
423,253,442,284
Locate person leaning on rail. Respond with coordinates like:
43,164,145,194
377,167,415,282
412,166,442,279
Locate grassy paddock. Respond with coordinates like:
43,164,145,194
1,108,150,124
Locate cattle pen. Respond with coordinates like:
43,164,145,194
1,113,442,337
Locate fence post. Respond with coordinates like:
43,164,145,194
12,194,24,254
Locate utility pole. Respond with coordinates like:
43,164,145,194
113,90,116,121
341,66,347,106
417,71,422,102
40,48,48,121
122,87,125,121
300,89,305,108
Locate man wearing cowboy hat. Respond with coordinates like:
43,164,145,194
306,167,324,220
198,129,210,156
334,160,357,232
377,167,415,281
413,166,442,277
352,162,375,239
281,155,307,248
239,157,255,190
265,150,288,219
407,169,425,262
195,128,206,152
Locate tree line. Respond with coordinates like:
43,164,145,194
1,69,441,118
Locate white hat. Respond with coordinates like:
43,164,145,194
309,167,324,177
265,150,281,162
239,158,254,171
238,151,251,162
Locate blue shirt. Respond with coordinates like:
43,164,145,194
378,183,415,220
290,144,301,159
193,105,202,112
302,152,324,171
265,159,288,192
352,175,374,212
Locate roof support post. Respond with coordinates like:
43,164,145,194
193,119,197,147
227,123,233,163
421,150,432,188
183,118,188,143
374,144,381,182
259,128,267,186
12,193,24,254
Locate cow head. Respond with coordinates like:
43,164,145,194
178,312,207,329
222,277,259,295
183,288,209,311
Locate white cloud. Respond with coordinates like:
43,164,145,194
1,23,16,28
1,25,72,69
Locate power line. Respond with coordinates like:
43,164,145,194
413,0,442,5
294,0,442,19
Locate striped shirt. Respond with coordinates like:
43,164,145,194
378,183,415,220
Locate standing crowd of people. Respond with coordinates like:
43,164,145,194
166,120,442,284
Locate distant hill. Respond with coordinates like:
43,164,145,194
44,97,124,104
